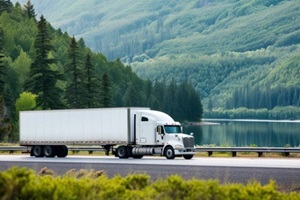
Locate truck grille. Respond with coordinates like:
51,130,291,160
183,137,195,148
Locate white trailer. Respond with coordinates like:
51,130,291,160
20,107,195,159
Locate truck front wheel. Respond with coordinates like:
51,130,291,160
32,146,44,157
117,146,128,158
164,146,175,159
183,155,194,159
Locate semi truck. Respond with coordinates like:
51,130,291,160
20,107,195,159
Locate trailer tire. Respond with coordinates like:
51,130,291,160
117,146,128,158
44,146,55,157
164,146,175,159
32,146,44,157
183,155,194,159
57,146,68,157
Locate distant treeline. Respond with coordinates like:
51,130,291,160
224,86,300,110
204,106,300,120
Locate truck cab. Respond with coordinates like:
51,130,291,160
135,110,195,159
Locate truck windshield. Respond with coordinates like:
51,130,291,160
164,125,181,134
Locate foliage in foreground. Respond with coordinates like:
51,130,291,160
0,167,299,200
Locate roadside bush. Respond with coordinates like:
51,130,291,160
0,167,299,199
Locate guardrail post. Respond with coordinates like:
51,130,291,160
284,152,290,157
258,152,263,157
208,151,213,157
232,152,236,157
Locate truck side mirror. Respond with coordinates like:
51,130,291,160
157,126,165,138
157,126,162,134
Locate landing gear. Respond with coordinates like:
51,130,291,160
102,145,112,156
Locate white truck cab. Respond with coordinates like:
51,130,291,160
135,110,195,159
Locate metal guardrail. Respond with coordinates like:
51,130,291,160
1,146,300,157
0,146,31,154
196,147,300,157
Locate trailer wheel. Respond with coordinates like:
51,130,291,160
183,155,194,160
32,146,44,157
164,146,175,159
117,146,128,158
43,146,55,157
57,145,68,157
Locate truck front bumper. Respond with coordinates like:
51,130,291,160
174,148,196,155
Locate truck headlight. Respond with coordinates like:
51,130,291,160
175,144,184,149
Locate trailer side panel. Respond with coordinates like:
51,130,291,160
20,108,135,145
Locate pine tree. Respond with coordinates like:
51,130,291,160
0,96,12,141
100,73,112,107
25,15,64,109
0,26,6,96
186,82,203,121
65,36,84,108
0,0,13,14
24,0,36,20
83,53,100,108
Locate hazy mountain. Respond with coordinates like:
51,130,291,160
12,0,300,110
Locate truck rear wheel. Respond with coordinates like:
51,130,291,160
164,146,175,159
32,146,44,157
117,146,128,158
43,146,55,157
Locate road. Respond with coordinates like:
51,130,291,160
1,155,300,190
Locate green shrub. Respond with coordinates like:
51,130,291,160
0,167,299,200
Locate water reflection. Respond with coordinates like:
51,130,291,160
183,120,300,147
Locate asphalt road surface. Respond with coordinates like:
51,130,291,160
1,155,300,190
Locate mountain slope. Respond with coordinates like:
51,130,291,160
12,0,300,111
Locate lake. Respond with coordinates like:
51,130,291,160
183,119,300,147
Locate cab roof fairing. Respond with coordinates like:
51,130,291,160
139,110,181,126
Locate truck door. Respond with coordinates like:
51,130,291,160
156,125,165,145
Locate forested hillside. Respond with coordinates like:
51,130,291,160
0,1,202,142
10,0,300,119
9,0,300,118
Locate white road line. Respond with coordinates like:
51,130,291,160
0,155,300,169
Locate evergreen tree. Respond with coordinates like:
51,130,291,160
100,73,112,107
151,81,165,111
65,36,83,108
163,79,177,118
0,96,12,141
23,0,36,20
83,53,100,108
186,82,203,121
0,26,6,96
25,15,64,109
123,82,141,107
0,0,13,14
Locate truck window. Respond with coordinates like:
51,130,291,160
164,125,181,134
141,117,148,121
